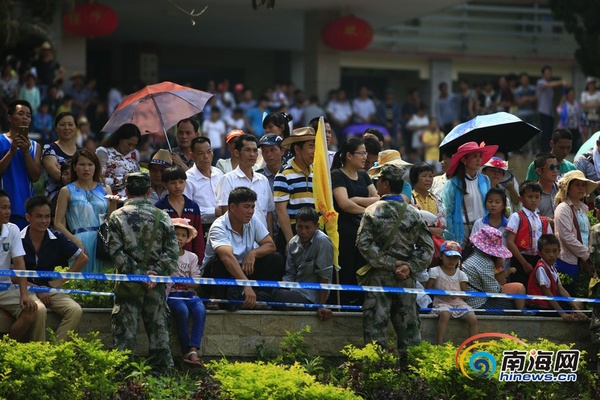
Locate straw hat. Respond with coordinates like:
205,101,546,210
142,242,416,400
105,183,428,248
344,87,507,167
150,149,173,167
367,149,412,179
446,141,498,177
482,156,513,184
281,127,316,149
585,77,598,90
171,218,198,243
555,170,597,203
470,226,512,259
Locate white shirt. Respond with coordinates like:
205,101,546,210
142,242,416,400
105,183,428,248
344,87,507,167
463,177,486,225
216,166,274,230
326,100,353,122
184,165,224,224
535,259,560,288
351,97,376,122
0,223,26,283
506,207,553,255
201,119,226,149
201,213,269,273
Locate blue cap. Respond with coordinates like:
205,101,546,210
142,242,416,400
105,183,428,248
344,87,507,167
259,134,283,147
440,241,462,258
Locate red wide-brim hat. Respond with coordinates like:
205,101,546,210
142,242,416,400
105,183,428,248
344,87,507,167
446,141,498,177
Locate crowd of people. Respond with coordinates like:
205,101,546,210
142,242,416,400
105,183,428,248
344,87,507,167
1,52,600,369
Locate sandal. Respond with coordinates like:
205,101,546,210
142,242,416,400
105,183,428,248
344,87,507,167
183,350,202,367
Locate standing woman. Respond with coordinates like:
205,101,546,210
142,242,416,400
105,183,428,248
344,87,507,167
580,77,600,143
331,137,379,304
554,170,596,293
442,141,497,247
55,149,117,272
96,123,141,195
262,111,294,166
42,111,80,202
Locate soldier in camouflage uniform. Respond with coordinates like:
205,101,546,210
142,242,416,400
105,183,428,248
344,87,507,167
108,172,179,370
356,164,434,357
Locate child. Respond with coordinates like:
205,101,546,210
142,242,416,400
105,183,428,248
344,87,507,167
201,106,226,162
273,207,334,320
167,218,207,366
155,166,205,260
527,234,588,321
33,101,53,144
442,141,497,247
506,181,552,286
426,241,477,345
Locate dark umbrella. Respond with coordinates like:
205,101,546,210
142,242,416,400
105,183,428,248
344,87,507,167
439,112,540,160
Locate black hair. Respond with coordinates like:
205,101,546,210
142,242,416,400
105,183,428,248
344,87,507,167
379,175,404,194
363,136,381,157
409,162,434,186
54,111,76,128
234,133,258,152
210,106,221,114
533,152,557,169
519,180,543,196
363,128,384,143
101,123,141,148
551,128,573,143
191,136,211,152
296,207,320,224
177,118,199,132
162,166,187,183
331,137,364,170
308,116,329,132
485,187,508,216
262,112,293,138
538,233,560,252
25,195,52,214
541,65,552,74
308,95,319,103
0,189,8,200
228,187,257,206
7,99,32,116
128,185,149,197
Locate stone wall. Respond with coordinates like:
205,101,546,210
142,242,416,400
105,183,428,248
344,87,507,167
2,309,593,358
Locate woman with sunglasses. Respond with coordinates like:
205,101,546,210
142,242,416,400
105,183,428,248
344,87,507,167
534,153,560,220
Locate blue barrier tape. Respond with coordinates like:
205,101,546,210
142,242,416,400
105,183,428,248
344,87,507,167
1,270,599,305
1,282,592,314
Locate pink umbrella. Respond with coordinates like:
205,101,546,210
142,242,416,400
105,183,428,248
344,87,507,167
101,81,213,150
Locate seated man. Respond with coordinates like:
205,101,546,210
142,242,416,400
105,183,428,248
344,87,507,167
274,207,334,320
201,187,284,309
0,189,41,341
21,196,88,341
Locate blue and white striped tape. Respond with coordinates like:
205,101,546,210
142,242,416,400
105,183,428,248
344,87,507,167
1,269,599,305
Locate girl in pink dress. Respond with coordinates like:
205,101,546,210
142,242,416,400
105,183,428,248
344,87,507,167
426,240,478,345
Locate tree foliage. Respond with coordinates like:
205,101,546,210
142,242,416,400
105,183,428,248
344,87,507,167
549,0,600,77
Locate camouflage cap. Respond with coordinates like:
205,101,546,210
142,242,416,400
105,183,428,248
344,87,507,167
595,195,600,209
378,164,405,182
125,172,151,190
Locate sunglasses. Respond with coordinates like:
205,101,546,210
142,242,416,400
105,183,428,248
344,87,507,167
543,163,560,171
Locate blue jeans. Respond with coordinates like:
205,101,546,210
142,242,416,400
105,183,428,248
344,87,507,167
167,292,207,353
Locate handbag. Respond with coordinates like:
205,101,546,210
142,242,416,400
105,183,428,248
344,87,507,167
356,202,406,285
96,221,111,261
114,210,162,299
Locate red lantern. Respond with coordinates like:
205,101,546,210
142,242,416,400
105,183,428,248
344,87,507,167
63,3,119,38
321,15,373,51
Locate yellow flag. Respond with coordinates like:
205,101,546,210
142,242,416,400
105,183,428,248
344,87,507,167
312,117,339,268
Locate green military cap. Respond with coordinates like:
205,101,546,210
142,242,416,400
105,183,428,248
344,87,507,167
125,172,151,190
379,164,405,182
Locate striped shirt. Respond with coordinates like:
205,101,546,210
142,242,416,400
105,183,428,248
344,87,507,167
273,158,314,226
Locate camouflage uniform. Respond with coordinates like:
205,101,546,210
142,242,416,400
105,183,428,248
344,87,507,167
588,223,600,345
356,188,433,354
108,173,179,369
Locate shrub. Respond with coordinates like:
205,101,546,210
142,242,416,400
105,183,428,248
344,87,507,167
0,332,128,400
202,360,358,400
